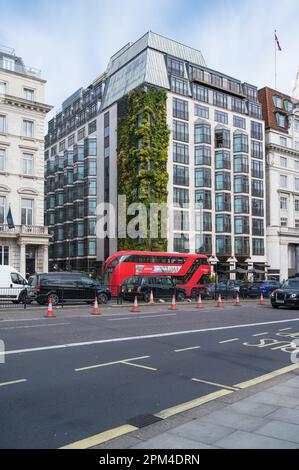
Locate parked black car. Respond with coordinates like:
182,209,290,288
240,280,281,298
27,272,111,305
202,281,239,299
270,279,299,308
120,276,186,302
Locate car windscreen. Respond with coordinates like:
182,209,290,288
282,280,299,289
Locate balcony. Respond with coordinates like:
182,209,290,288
0,225,49,238
189,67,246,99
0,46,41,79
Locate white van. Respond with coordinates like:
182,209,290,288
0,266,28,303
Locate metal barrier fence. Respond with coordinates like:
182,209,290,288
0,286,29,309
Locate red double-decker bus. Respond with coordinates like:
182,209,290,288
103,251,211,297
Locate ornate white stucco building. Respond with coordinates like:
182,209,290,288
0,46,52,276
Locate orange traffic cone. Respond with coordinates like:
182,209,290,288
259,293,265,305
216,294,223,308
149,290,154,304
45,296,55,318
234,293,241,307
196,294,203,309
131,295,140,313
91,295,100,315
169,294,177,310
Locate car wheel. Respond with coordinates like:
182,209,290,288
272,303,280,309
143,293,150,303
176,292,186,302
37,298,47,306
48,293,60,306
98,293,108,304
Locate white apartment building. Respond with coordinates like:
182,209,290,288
259,87,299,280
0,46,52,276
45,32,266,278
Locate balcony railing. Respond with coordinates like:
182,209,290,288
0,59,41,79
0,225,48,235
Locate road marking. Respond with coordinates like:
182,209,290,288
121,361,157,371
155,389,233,419
219,338,239,344
4,317,299,356
60,424,137,449
235,363,299,389
108,314,176,321
0,322,71,330
75,356,151,372
252,332,268,337
191,378,240,391
0,379,27,388
174,346,201,352
278,327,292,331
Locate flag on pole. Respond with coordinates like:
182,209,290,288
6,207,15,229
275,31,282,51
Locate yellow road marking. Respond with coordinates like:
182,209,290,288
174,346,201,352
219,338,239,344
235,363,299,389
60,424,137,449
121,361,157,371
0,379,27,388
253,332,268,337
75,356,150,372
191,378,240,391
154,389,233,419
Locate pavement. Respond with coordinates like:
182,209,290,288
1,299,299,449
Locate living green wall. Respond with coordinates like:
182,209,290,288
117,87,170,251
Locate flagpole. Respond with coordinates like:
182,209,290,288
274,29,277,89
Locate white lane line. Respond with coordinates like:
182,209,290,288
219,338,239,344
174,346,201,352
75,356,150,372
4,317,299,356
0,379,27,388
0,322,71,330
278,327,292,331
192,378,240,391
252,332,268,337
108,313,176,321
121,361,157,371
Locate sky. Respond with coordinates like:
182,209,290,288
0,0,298,120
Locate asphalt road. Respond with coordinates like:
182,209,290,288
0,302,299,448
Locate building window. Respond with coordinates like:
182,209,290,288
295,177,299,191
280,137,287,147
24,88,34,101
276,113,285,128
173,188,189,208
251,140,263,159
252,239,264,256
173,142,189,164
295,200,299,211
167,57,185,76
215,127,230,149
252,179,264,197
280,217,288,227
215,150,230,169
195,146,211,166
0,245,9,265
196,234,212,255
192,83,209,103
194,123,211,144
21,199,33,225
232,97,246,114
0,82,6,94
215,110,228,124
280,197,288,209
294,119,299,132
173,120,189,142
68,134,75,146
22,153,34,176
251,121,263,140
233,115,246,129
195,168,211,187
194,104,209,119
215,172,230,190
173,234,189,253
252,218,264,236
173,165,189,186
280,175,287,188
234,237,250,256
273,96,283,108
295,220,299,229
280,156,287,168
215,192,231,212
23,120,34,138
213,91,227,108
234,132,248,153
234,195,249,213
216,236,231,255
59,140,65,152
88,120,96,134
234,154,248,173
3,57,14,71
0,196,5,223
251,160,263,179
0,148,5,172
0,115,6,133
77,127,85,141
173,98,189,120
252,198,264,216
195,212,212,231
195,190,211,209
248,102,262,119
174,211,189,231
235,216,249,234
171,77,189,96
234,175,249,193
